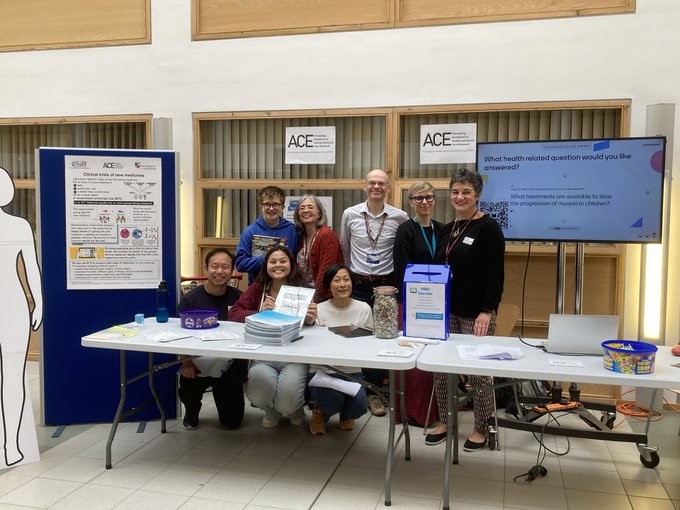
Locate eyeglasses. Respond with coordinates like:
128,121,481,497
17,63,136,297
410,195,435,203
297,204,317,211
261,202,283,209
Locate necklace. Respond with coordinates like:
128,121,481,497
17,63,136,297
446,211,478,258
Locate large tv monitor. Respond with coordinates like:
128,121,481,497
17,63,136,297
477,137,666,243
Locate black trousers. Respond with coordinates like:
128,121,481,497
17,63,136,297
178,359,248,429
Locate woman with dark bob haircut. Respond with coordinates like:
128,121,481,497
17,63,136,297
309,263,373,435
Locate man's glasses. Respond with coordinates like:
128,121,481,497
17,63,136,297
261,202,283,209
410,195,435,203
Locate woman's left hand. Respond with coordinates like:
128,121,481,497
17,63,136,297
473,311,492,336
304,302,318,325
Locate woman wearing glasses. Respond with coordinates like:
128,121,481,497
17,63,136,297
393,181,443,286
292,195,344,302
392,181,443,428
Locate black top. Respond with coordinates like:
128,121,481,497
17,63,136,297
178,285,242,321
393,217,444,287
436,214,505,319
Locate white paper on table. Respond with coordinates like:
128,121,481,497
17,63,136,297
548,358,584,367
457,344,524,360
229,342,262,350
308,371,362,397
397,335,440,345
195,331,241,341
377,348,414,358
146,332,192,343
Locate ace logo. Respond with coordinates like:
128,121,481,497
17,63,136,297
422,131,455,147
287,134,314,148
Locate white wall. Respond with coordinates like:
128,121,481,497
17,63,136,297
1,0,678,342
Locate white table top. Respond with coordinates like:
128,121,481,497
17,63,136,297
416,334,680,390
81,318,423,370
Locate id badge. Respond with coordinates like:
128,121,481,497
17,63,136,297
367,252,380,265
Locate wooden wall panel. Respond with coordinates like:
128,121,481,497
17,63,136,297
193,0,393,39
0,0,150,52
397,0,635,26
503,245,623,337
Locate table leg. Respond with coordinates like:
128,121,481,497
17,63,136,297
147,353,167,433
384,370,396,506
105,351,127,469
399,370,411,461
442,373,454,510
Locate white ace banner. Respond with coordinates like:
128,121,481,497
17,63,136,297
420,123,477,164
285,126,336,165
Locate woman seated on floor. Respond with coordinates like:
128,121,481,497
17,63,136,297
309,264,373,435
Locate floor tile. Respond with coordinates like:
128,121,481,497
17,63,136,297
561,466,626,494
271,458,337,485
628,496,676,510
309,486,380,510
503,481,567,510
91,462,166,489
450,476,504,507
0,477,81,508
179,497,245,509
39,456,107,483
622,479,671,499
564,489,632,510
113,489,188,509
221,453,286,479
0,473,33,496
193,474,267,504
249,479,321,509
50,483,133,510
141,466,217,496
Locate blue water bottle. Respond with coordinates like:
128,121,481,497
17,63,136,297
156,280,169,323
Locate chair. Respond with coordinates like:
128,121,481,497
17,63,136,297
495,303,520,337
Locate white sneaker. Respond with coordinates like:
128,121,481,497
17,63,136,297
262,409,281,428
289,408,306,426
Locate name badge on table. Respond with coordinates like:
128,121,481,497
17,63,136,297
367,252,380,264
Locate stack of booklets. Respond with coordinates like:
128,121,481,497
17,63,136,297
244,310,303,345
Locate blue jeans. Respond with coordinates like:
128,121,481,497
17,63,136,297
308,372,368,421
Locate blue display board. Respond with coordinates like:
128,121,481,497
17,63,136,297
37,148,179,425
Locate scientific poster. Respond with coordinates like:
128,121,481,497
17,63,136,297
65,155,162,289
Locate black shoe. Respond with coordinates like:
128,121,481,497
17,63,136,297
182,414,199,430
425,431,447,446
462,438,486,452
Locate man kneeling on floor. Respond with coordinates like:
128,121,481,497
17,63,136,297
177,248,247,430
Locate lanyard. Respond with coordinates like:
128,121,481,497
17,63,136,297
414,218,436,259
363,212,387,250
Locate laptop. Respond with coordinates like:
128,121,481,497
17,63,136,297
545,314,620,355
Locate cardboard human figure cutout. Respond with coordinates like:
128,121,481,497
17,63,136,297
0,167,41,468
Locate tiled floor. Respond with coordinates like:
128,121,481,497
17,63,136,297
2,361,679,509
